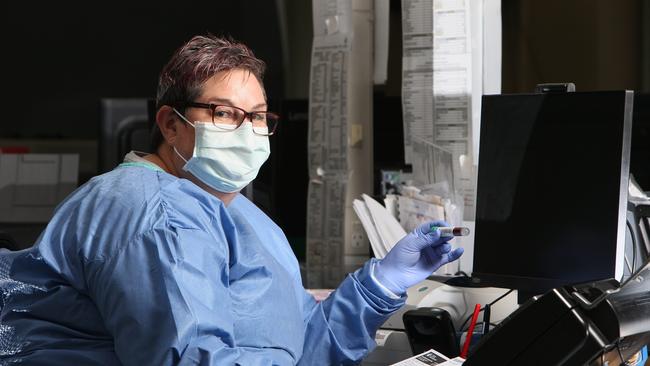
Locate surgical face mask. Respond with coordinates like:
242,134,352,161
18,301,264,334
173,110,270,193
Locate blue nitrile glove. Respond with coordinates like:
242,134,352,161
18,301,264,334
374,220,464,295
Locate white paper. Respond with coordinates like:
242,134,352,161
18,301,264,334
389,348,452,366
374,0,390,84
362,193,407,254
309,0,351,175
402,0,501,222
431,0,473,224
306,178,348,288
401,0,435,163
312,0,352,36
439,358,465,366
411,137,455,191
482,0,502,96
353,198,387,258
308,33,350,175
466,0,501,221
384,194,400,220
306,0,353,289
397,195,446,233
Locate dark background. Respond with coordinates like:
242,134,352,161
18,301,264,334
2,1,647,139
0,1,286,140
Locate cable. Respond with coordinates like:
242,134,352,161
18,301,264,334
460,310,477,333
487,289,515,307
616,341,632,366
614,339,644,366
482,304,491,334
616,341,627,365
624,220,637,283
459,289,515,332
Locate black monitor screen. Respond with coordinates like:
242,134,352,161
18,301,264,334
472,91,633,294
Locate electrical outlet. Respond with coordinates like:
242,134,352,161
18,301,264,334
351,222,367,249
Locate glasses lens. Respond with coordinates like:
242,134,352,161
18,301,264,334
213,105,244,126
251,112,279,136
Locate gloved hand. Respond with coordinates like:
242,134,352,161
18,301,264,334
374,220,464,295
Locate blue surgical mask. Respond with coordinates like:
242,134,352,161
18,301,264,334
173,110,270,193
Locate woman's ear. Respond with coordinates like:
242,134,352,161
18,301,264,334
156,106,179,145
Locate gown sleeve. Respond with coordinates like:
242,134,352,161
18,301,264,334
297,258,406,365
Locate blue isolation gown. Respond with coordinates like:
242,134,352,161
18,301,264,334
0,162,405,365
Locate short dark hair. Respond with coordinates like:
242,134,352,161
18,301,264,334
150,34,266,149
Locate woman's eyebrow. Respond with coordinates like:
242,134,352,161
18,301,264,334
204,98,267,111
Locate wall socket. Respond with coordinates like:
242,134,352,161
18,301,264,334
350,221,368,250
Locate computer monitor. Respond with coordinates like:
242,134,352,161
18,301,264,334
471,90,634,299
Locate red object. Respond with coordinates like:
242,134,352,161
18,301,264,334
0,146,30,154
460,303,482,359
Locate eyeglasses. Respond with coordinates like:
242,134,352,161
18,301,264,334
180,102,279,136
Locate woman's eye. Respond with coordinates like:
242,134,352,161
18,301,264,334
215,110,232,118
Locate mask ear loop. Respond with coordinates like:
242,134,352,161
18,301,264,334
173,146,189,164
171,107,194,163
172,108,196,127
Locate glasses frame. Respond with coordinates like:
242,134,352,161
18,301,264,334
180,101,279,136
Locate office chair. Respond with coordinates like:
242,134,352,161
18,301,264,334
98,98,153,173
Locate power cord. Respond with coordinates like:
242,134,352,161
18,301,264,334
459,289,514,332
